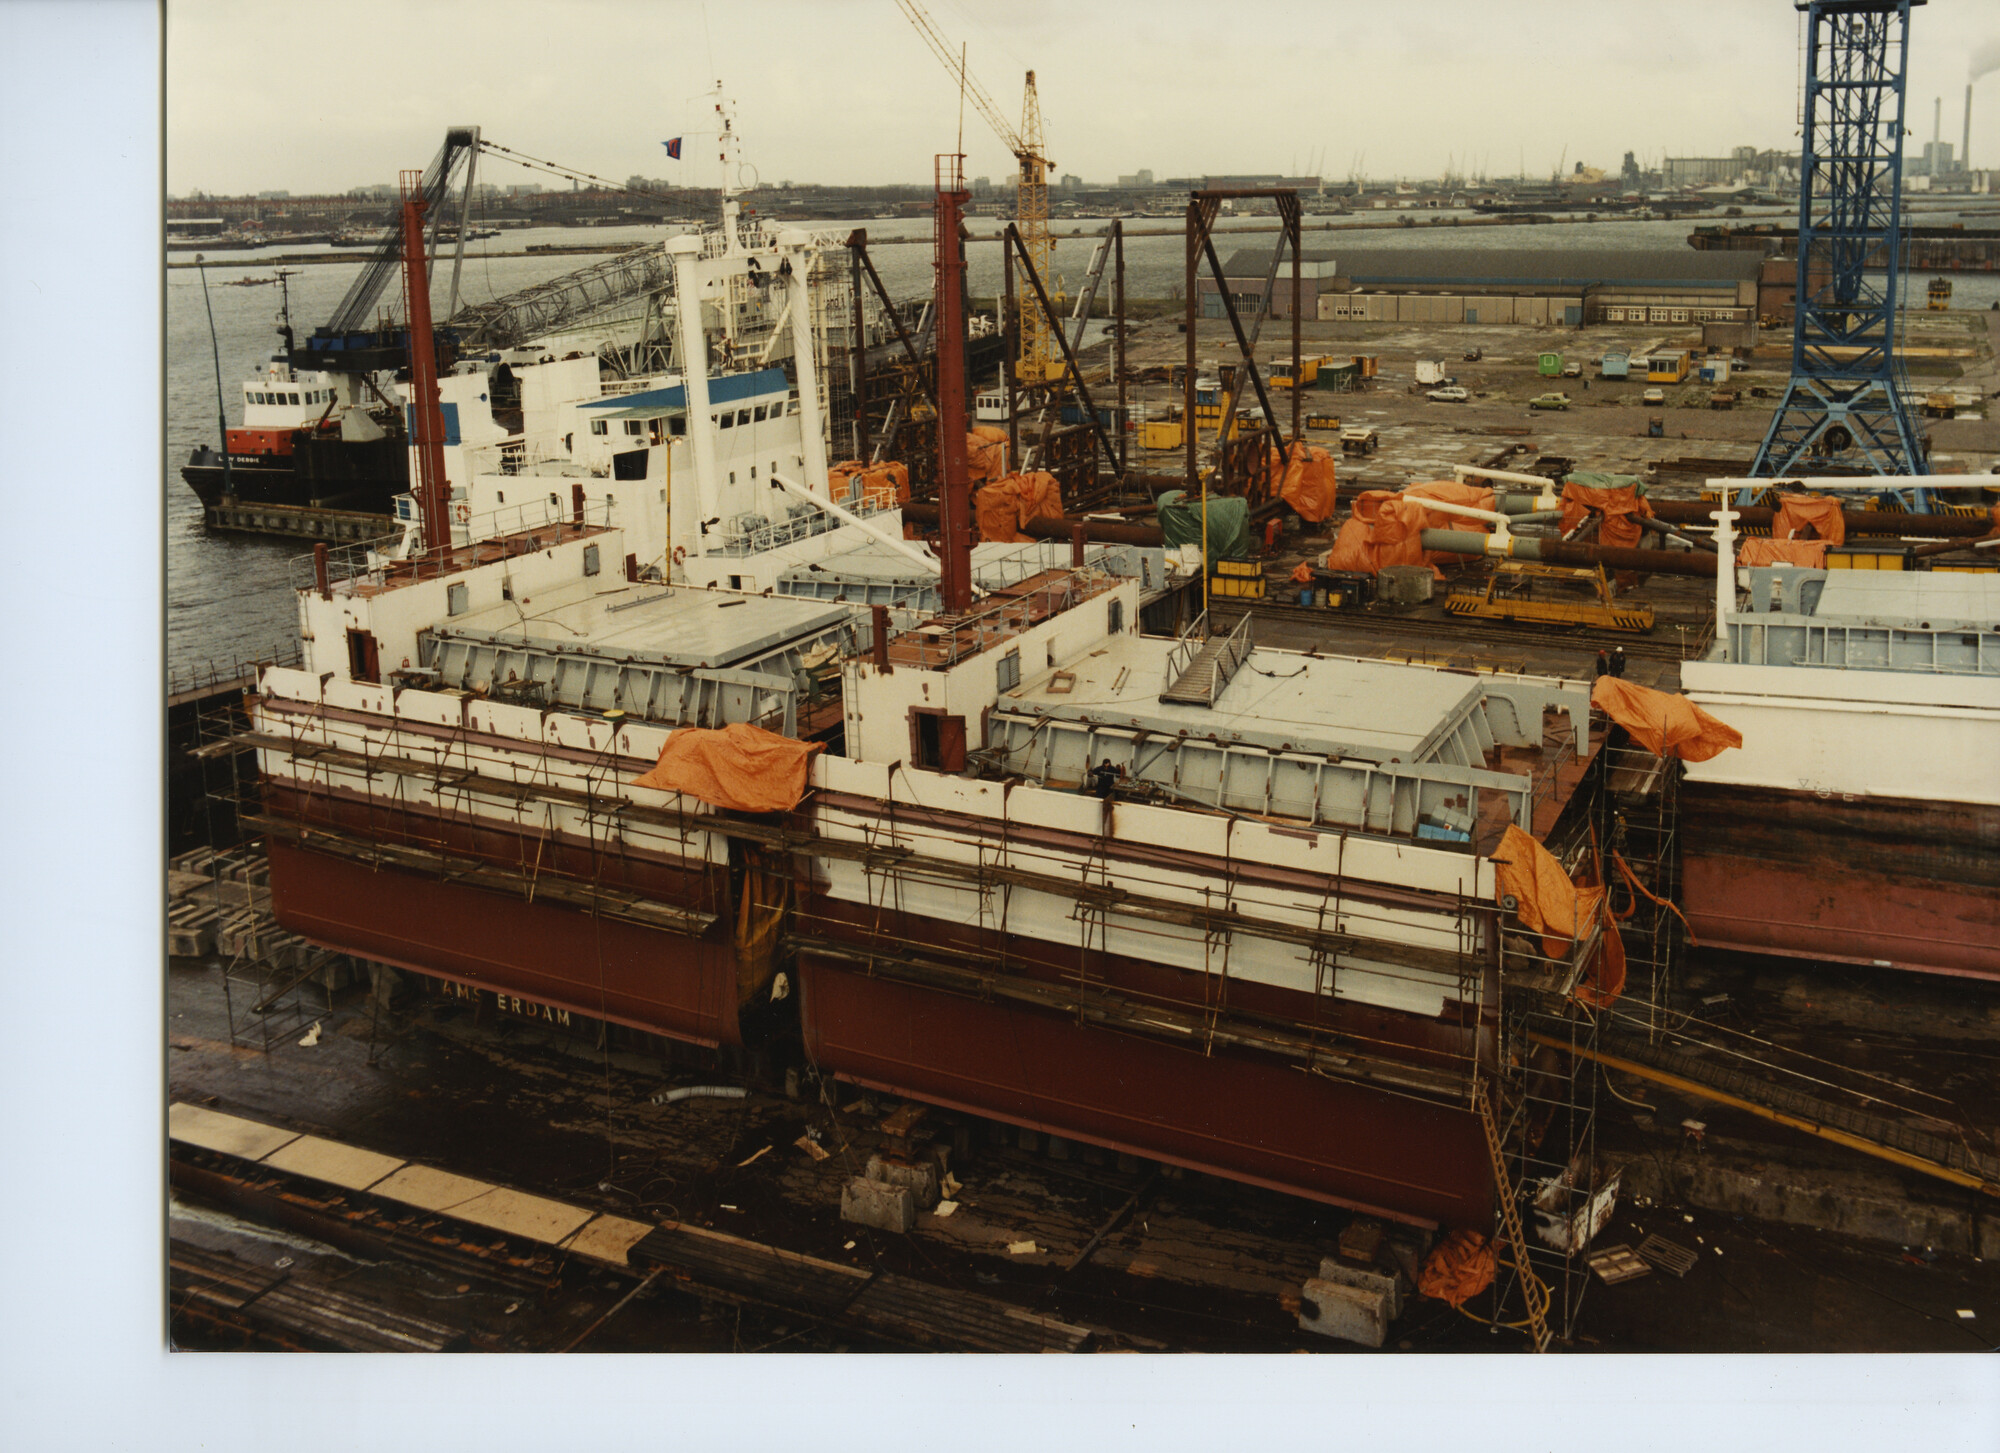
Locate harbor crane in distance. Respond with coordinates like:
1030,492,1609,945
894,0,1059,381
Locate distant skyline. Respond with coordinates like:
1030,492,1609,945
168,0,2000,196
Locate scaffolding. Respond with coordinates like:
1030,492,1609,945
1483,725,1688,1347
176,664,350,1053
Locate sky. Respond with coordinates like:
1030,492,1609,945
166,0,2000,196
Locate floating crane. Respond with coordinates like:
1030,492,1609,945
894,1,1058,380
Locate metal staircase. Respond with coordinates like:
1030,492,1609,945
1159,612,1252,708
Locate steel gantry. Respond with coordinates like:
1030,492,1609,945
1751,0,1929,488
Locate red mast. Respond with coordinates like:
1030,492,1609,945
399,169,452,556
932,153,973,616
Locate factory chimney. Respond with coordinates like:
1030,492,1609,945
1966,83,1974,173
1933,96,1941,176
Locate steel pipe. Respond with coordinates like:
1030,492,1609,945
901,500,1164,546
1420,529,1721,578
1649,501,1993,537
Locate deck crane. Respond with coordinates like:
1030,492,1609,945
893,1,1058,381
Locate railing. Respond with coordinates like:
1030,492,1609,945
288,496,611,595
889,566,1113,670
1160,610,1212,686
709,494,898,557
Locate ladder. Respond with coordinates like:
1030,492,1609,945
1470,1075,1551,1352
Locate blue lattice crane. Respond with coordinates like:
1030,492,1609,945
1751,0,1930,501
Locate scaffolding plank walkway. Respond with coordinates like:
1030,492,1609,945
629,1222,1093,1353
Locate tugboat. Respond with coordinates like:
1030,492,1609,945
180,270,409,529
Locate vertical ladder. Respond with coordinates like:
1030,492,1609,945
1471,1075,1551,1353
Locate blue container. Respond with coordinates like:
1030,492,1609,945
1298,587,1314,607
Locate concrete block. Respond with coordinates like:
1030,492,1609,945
1317,1257,1406,1319
1016,1128,1040,1153
841,1175,916,1234
1297,1277,1390,1347
1046,1135,1072,1161
865,1153,939,1209
1378,565,1434,606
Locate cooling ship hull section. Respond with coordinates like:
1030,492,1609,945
796,948,1495,1229
1681,782,2000,980
266,836,744,1045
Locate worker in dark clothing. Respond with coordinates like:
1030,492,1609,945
1610,647,1627,678
1594,649,1611,679
1087,760,1120,799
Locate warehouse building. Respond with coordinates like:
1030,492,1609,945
1200,247,1763,343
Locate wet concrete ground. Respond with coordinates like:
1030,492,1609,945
168,949,2000,1354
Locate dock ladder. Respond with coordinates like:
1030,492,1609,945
1471,1075,1551,1353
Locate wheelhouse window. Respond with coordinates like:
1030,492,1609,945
590,419,609,436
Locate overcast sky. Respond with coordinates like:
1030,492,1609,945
167,0,1999,195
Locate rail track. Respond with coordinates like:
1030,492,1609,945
1225,599,1712,664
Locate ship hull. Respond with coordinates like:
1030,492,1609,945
182,433,407,516
797,949,1493,1229
1681,782,2000,980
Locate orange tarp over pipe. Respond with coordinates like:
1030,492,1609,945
968,426,1010,486
1266,443,1339,522
1736,537,1827,569
1324,480,1495,577
1771,491,1845,549
1560,481,1653,550
976,470,1064,544
1590,677,1742,763
631,723,822,813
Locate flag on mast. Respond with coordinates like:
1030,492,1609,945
662,138,682,160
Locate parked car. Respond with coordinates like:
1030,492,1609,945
1425,386,1471,403
1463,347,1483,362
1642,387,1666,404
1529,392,1572,411
1561,361,1583,378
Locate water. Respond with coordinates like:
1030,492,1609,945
166,209,2000,677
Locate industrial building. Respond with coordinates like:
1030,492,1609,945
1200,247,1764,340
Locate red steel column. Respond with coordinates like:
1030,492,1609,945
400,171,451,555
933,154,973,616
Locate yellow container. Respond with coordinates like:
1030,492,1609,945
1139,419,1185,450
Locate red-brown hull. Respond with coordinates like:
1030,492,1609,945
266,839,744,1046
797,952,1494,1229
1682,783,2000,979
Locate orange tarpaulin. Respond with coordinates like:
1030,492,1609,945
1264,443,1339,523
1737,537,1827,569
1290,562,1315,584
829,459,909,508
1590,676,1742,763
1771,491,1845,549
1323,480,1496,577
1560,481,1654,550
968,426,1010,486
1417,1229,1496,1307
1492,824,1626,1007
976,470,1064,543
631,723,822,814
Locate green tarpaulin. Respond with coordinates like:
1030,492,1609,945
1155,489,1250,566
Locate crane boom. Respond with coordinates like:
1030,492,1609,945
892,1,1058,381
893,0,1023,156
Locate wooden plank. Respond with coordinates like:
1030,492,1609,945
167,1103,302,1162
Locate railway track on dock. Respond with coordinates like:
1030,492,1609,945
1224,600,1711,665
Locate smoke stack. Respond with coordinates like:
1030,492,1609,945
1967,83,1974,173
1933,96,1942,176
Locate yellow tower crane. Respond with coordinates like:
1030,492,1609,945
894,1,1059,381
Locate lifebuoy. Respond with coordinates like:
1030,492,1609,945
454,503,470,523
672,545,687,566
